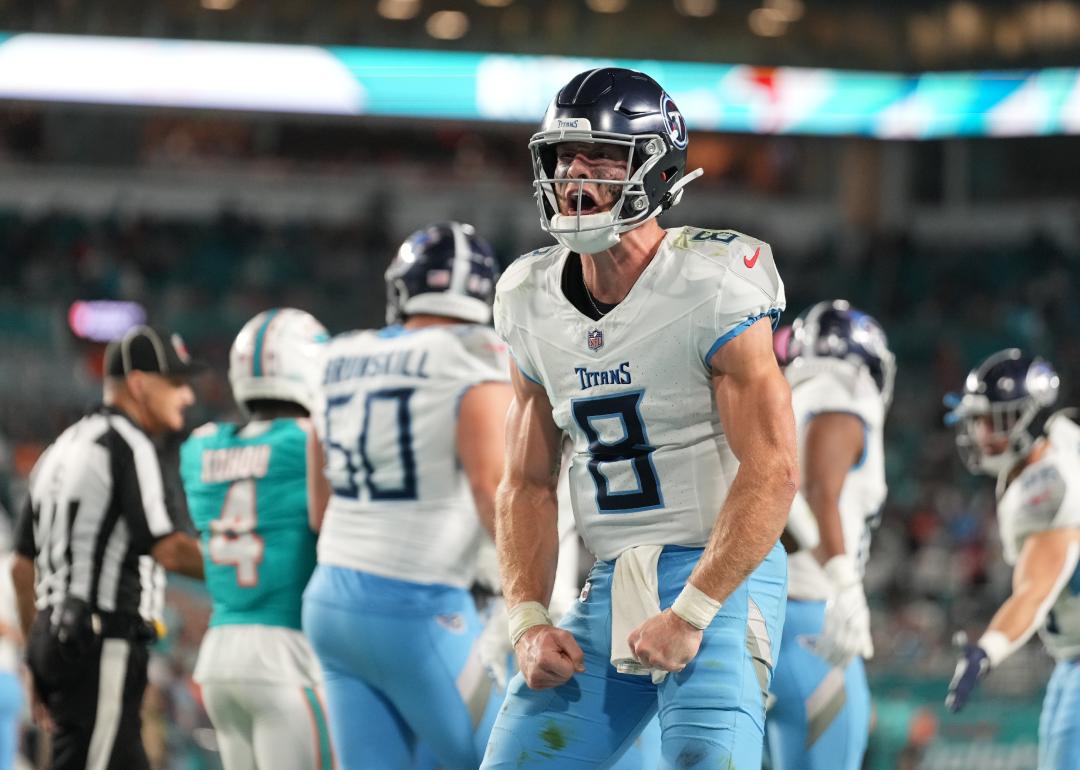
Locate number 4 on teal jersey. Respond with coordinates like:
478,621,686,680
208,479,264,586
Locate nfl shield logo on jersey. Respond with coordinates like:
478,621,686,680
587,329,604,351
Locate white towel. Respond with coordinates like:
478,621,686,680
609,545,667,684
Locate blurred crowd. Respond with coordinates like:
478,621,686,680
0,205,1076,768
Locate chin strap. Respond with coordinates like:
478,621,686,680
661,167,704,211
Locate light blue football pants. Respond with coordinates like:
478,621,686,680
303,564,498,770
481,542,787,770
0,671,21,770
1040,659,1080,769
766,599,870,770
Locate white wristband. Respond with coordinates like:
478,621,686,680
977,630,1013,668
508,601,552,647
671,583,722,630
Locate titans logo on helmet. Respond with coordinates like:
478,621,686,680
663,95,688,150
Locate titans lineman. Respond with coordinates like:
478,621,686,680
945,349,1080,769
482,68,797,769
181,309,333,770
767,301,895,770
304,222,511,770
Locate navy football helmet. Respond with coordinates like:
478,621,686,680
530,68,702,253
945,349,1060,476
385,222,499,326
787,300,896,406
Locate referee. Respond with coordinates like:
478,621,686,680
11,326,206,770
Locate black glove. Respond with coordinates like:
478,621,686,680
946,641,991,713
53,597,95,663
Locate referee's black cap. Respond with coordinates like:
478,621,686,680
104,326,208,378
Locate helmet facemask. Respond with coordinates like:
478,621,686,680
950,395,1040,477
530,126,696,255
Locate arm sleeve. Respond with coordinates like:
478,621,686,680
693,237,786,367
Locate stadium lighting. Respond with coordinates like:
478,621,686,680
378,0,421,20
674,0,716,17
586,0,628,13
201,0,238,9
476,0,515,6
749,7,788,36
426,10,470,39
764,0,804,23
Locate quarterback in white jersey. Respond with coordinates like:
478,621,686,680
945,349,1080,769
303,222,512,770
481,67,798,770
767,301,894,770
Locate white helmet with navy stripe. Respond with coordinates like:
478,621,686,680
385,221,499,326
229,308,330,416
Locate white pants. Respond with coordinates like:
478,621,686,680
201,681,334,770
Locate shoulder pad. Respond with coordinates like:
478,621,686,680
447,325,510,378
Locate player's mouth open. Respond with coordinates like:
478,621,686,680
564,191,601,216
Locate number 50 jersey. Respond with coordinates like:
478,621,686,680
494,227,785,561
313,324,509,588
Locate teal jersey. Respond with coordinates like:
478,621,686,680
181,419,316,630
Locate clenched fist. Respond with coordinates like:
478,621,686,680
627,609,704,673
515,625,586,690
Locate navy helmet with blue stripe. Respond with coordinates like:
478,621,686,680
944,349,1060,476
787,299,896,406
385,222,499,326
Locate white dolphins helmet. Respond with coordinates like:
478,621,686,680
229,308,329,416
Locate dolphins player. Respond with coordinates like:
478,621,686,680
481,67,798,769
303,222,511,770
945,349,1080,769
181,308,333,770
767,301,895,770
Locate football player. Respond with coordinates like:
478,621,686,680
945,349,1080,769
481,67,797,769
767,301,895,770
303,222,511,770
180,308,333,770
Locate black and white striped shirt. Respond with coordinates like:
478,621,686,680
15,406,179,623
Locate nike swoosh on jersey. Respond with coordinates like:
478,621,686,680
744,247,761,269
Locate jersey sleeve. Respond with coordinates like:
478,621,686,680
1010,463,1077,548
493,257,544,385
690,232,786,367
790,364,882,429
109,419,177,546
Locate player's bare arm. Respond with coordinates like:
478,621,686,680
804,413,864,562
457,381,513,539
306,427,331,532
498,362,585,689
151,532,206,580
11,554,35,640
803,411,875,665
629,317,797,672
984,528,1080,659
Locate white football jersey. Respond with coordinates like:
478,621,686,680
313,324,509,588
783,360,888,601
494,227,785,561
996,414,1080,660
